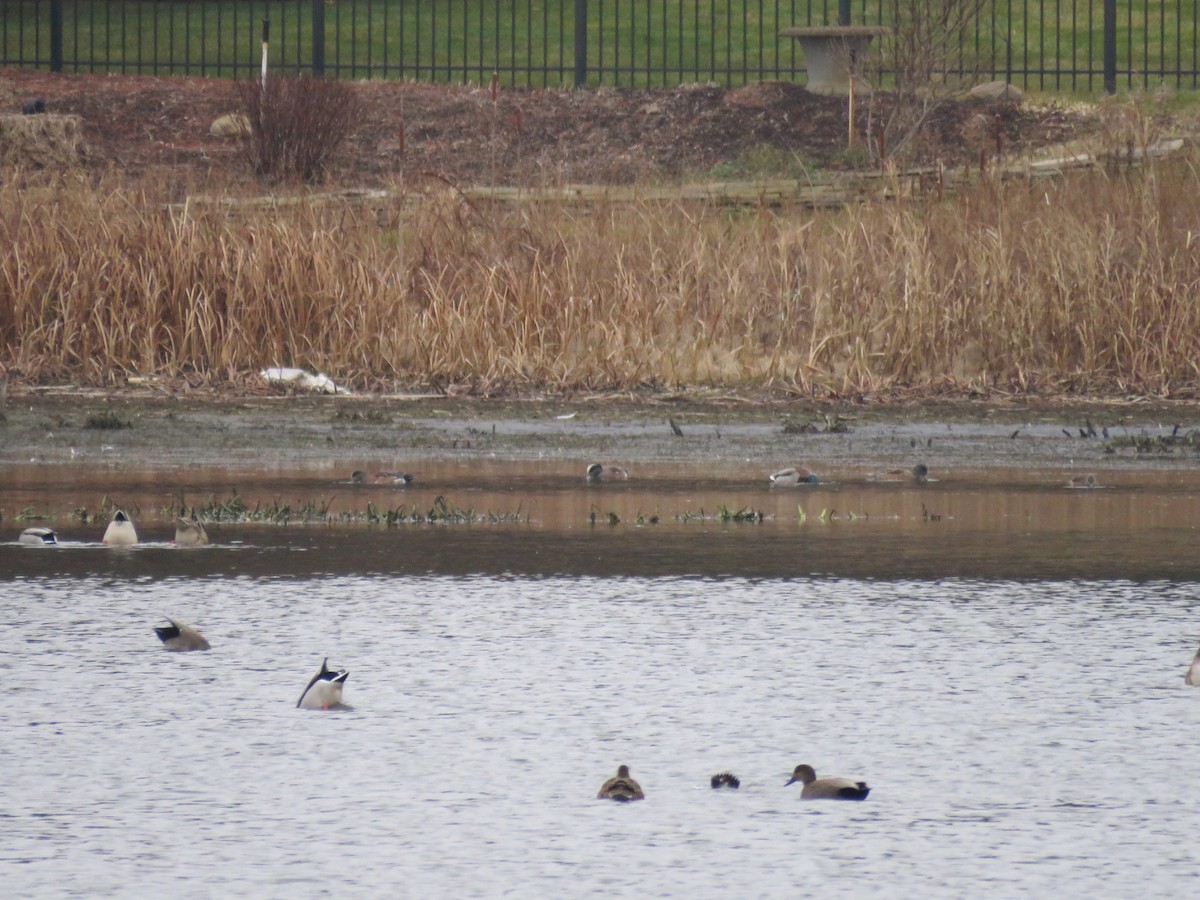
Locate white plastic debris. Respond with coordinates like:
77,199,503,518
260,367,347,395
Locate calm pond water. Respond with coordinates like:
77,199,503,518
3,463,1200,896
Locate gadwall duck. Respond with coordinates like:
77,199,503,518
586,464,629,483
297,658,350,710
1185,645,1200,686
175,514,209,547
786,764,870,801
710,772,740,790
18,526,57,545
597,765,644,801
769,466,820,486
154,617,211,652
102,510,138,545
1066,474,1097,488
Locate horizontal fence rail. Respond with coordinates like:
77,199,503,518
1,2,1196,94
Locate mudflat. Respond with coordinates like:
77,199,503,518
3,388,1198,473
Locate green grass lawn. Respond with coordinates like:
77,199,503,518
1,1,1195,91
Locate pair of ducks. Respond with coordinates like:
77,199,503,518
19,510,208,546
597,764,870,802
152,618,349,709
769,464,931,486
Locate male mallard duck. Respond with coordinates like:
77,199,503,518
1185,645,1200,686
597,764,644,801
154,617,211,652
1066,473,1097,488
786,764,870,801
297,658,350,709
175,514,209,547
18,526,57,545
710,772,740,790
586,463,629,483
769,466,820,486
102,510,138,545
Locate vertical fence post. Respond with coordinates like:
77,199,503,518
574,0,587,87
838,1,851,27
312,0,326,76
1102,0,1116,94
49,0,64,72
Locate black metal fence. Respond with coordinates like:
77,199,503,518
2,1,1196,94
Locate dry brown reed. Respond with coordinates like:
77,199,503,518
1,150,1199,397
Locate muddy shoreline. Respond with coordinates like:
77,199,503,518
4,388,1200,473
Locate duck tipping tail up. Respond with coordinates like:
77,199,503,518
175,514,209,547
786,764,870,800
297,658,350,709
154,617,211,651
102,510,138,546
597,764,645,801
1185,645,1200,686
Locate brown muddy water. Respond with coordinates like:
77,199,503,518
4,396,1200,896
4,393,1200,579
3,458,1200,579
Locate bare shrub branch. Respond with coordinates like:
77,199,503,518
867,0,989,165
236,75,361,183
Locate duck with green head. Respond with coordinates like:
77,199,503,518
769,466,820,486
18,527,57,546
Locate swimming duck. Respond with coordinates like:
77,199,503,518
18,526,57,545
769,466,820,486
175,514,209,547
786,764,870,801
710,772,740,790
102,510,138,545
297,658,350,710
374,471,414,485
869,463,931,483
1185,645,1200,686
597,765,644,801
154,617,211,652
1066,474,1097,488
586,464,629,483
351,471,369,484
